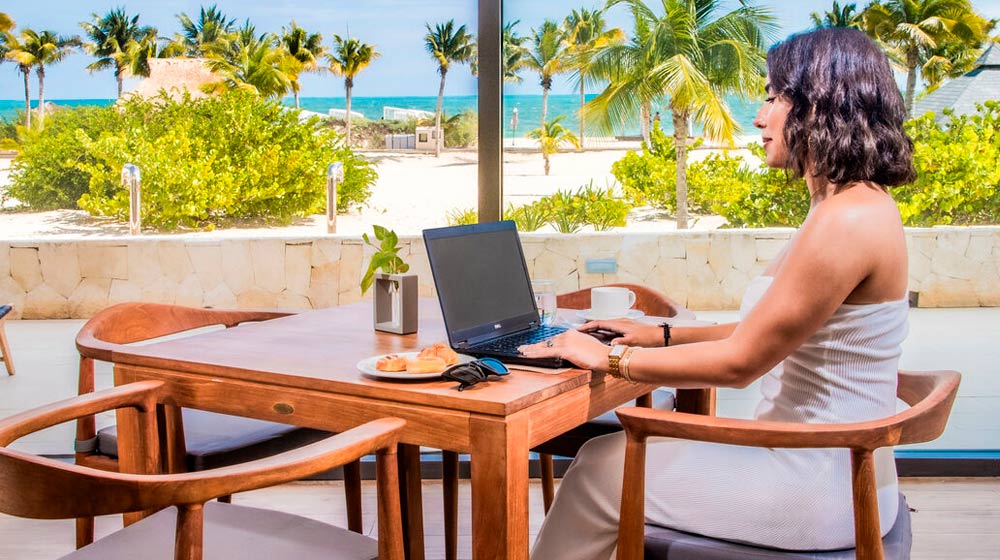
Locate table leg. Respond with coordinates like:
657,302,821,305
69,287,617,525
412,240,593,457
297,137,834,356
469,415,530,560
674,387,716,415
397,443,425,560
442,450,459,560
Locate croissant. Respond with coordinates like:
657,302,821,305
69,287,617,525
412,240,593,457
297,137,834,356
406,356,448,373
418,343,460,366
375,354,407,372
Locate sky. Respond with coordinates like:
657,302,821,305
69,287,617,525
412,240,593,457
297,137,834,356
2,0,999,100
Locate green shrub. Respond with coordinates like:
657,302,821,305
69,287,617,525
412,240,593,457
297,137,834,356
504,201,551,232
9,91,377,229
574,180,630,231
897,102,1000,226
443,110,477,148
446,207,478,226
7,106,124,209
687,145,810,228
610,125,677,210
536,182,631,233
0,115,20,148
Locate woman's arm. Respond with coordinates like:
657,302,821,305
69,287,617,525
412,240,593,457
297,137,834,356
522,189,900,389
578,320,738,347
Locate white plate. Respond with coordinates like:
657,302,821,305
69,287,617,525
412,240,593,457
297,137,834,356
576,309,646,321
357,351,474,380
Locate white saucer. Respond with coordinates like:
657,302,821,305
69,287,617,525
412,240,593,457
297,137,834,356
576,309,646,321
357,352,473,380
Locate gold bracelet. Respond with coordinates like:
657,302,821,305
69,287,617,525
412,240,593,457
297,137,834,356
620,347,637,383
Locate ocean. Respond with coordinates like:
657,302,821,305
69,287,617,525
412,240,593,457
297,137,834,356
0,94,761,138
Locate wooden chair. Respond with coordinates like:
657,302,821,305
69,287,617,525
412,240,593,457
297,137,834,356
614,369,962,560
73,302,364,548
0,304,15,375
0,380,405,560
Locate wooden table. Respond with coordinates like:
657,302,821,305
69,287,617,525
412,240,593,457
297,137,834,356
110,299,707,559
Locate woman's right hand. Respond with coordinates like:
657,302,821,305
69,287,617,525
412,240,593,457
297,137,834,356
578,319,664,347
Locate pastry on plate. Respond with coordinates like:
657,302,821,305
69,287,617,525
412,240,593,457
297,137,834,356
406,356,448,373
375,354,407,372
417,343,460,365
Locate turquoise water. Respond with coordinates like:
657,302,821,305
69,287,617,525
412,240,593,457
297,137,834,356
0,94,761,138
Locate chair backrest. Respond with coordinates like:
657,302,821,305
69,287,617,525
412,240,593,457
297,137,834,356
73,304,295,454
0,381,406,559
76,303,293,362
895,369,962,446
556,283,695,320
614,369,962,560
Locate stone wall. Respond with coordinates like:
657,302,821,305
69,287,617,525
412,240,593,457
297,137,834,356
1,227,997,319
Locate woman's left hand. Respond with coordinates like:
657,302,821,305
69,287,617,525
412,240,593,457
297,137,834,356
518,330,612,373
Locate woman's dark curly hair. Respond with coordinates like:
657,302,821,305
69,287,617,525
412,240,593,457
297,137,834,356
767,28,916,187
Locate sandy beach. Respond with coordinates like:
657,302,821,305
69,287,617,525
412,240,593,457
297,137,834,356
0,140,761,238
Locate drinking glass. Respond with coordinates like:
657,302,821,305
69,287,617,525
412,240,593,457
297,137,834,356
531,279,557,326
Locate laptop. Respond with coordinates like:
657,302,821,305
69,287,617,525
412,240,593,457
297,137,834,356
423,220,567,368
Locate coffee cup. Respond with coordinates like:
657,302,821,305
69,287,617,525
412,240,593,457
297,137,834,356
590,287,637,319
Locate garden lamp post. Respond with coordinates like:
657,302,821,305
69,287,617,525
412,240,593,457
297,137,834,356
122,164,141,235
510,108,518,147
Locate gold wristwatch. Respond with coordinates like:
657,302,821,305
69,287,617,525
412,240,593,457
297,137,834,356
608,344,629,378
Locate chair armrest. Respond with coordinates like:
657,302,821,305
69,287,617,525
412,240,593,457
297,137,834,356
0,381,163,446
114,417,405,510
615,407,905,451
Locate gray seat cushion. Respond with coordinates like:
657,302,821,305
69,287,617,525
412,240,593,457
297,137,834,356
643,493,912,559
62,501,377,560
532,390,676,458
98,408,331,471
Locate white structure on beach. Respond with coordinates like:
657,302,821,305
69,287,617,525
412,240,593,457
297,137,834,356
122,58,217,101
383,106,434,121
328,108,365,120
415,126,438,151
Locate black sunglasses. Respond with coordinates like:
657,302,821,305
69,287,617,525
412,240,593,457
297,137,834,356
441,358,510,391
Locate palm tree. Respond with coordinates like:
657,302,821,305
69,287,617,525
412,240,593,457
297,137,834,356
564,8,625,149
281,22,326,109
80,8,157,97
810,2,862,28
424,20,476,157
14,29,81,128
522,20,570,133
584,0,775,229
328,35,380,145
862,0,991,116
172,4,236,57
527,116,580,175
1,30,32,128
0,13,12,59
502,20,529,83
204,23,289,99
921,30,996,92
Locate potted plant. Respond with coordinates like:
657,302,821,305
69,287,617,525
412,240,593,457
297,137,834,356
361,225,418,334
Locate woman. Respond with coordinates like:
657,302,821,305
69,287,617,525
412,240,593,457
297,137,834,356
522,27,915,558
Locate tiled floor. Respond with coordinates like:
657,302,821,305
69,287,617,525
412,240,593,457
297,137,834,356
1,478,998,559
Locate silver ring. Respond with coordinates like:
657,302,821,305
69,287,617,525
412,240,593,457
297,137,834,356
545,339,554,348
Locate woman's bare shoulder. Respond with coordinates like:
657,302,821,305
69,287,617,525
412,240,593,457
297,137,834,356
808,183,901,234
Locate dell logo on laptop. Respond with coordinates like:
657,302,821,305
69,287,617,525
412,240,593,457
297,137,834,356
494,323,502,330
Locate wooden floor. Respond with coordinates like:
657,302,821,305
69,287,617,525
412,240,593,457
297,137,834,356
0,477,997,559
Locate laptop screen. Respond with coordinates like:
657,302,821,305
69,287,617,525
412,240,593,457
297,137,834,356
423,221,539,343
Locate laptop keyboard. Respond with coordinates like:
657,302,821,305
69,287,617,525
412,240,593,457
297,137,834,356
474,326,568,354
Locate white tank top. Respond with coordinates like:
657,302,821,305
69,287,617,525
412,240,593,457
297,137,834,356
739,276,909,424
